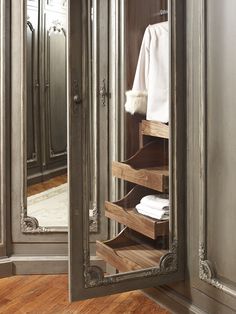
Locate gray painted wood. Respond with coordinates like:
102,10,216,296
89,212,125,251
27,0,67,182
0,0,11,264
69,0,186,301
11,0,68,241
145,0,236,312
88,0,109,243
206,0,236,284
44,4,67,166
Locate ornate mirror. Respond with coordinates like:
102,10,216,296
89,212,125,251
68,0,186,300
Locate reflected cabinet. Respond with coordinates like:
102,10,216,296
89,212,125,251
27,0,67,184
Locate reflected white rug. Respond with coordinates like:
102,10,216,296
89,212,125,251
28,183,68,227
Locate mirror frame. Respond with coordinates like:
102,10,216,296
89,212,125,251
19,0,99,233
68,0,186,297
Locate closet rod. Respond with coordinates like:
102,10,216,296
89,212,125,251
155,9,168,17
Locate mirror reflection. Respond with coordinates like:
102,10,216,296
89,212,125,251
26,0,68,229
91,0,171,276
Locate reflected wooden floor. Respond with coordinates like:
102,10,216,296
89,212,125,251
0,275,170,314
27,174,67,197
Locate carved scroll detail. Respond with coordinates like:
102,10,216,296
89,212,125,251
21,214,48,233
84,239,178,288
160,240,178,273
199,243,225,291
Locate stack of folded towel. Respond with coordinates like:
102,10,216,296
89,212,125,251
136,195,169,220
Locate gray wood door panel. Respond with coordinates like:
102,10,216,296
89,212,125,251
44,9,67,163
69,0,186,301
11,0,68,244
207,0,236,285
0,0,11,259
27,5,41,173
183,0,236,310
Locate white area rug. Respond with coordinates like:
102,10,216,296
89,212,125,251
28,183,68,227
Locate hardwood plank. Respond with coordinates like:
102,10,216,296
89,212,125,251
27,174,67,197
0,275,170,313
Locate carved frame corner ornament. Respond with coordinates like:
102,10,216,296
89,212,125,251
21,205,98,234
199,243,225,291
21,211,48,234
160,239,178,273
50,20,65,34
83,239,178,289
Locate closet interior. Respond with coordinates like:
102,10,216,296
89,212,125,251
96,0,170,273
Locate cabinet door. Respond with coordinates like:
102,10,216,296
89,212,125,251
27,2,42,176
68,0,186,301
189,0,236,308
43,1,67,169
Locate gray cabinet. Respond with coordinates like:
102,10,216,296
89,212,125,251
27,0,67,183
144,0,236,313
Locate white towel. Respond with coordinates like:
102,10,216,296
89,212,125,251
125,22,169,123
140,195,169,210
136,203,169,220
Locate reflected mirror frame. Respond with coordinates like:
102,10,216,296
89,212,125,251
22,0,100,233
81,0,186,289
22,0,68,233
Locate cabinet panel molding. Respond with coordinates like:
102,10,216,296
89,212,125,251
198,0,236,299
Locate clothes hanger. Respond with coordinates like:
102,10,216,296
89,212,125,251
154,9,168,17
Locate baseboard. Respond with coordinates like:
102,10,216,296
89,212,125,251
27,166,67,185
0,258,13,278
11,256,68,275
8,255,105,275
143,287,205,314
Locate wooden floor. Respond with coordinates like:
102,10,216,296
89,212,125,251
27,175,67,197
0,275,170,314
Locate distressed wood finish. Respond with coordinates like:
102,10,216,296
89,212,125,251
105,186,169,239
0,0,11,260
96,228,167,272
11,0,68,244
143,0,236,312
112,163,169,193
197,0,236,301
140,120,169,140
27,1,68,183
112,140,169,192
69,0,186,301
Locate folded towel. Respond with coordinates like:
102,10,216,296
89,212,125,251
136,203,169,220
140,195,169,210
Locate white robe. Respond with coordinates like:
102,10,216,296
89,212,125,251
125,22,169,123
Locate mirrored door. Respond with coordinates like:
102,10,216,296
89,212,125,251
69,0,186,301
26,0,68,231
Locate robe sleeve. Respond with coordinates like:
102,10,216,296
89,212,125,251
132,26,150,91
125,26,150,115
